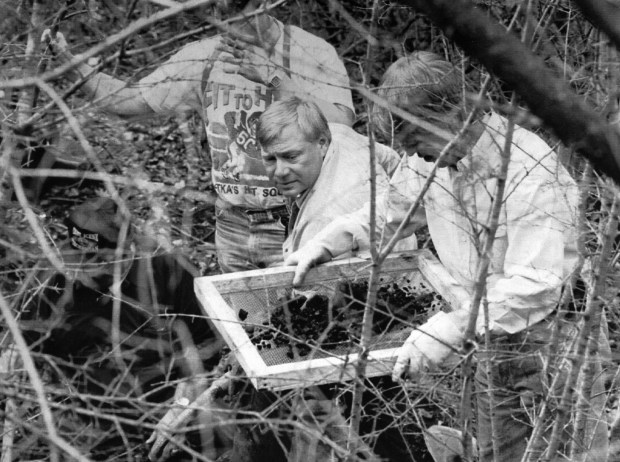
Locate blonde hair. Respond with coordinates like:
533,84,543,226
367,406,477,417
374,51,461,136
257,97,331,150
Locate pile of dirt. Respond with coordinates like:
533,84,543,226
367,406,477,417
251,280,436,358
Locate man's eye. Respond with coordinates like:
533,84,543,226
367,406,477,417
263,156,276,165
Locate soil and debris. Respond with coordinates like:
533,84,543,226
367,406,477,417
250,280,437,359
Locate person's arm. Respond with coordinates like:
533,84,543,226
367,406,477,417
44,30,208,117
217,23,354,126
42,30,153,116
284,212,367,287
393,140,579,381
285,156,423,285
374,142,402,178
479,157,578,335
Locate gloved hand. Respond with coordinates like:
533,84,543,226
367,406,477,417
392,311,466,382
284,244,333,287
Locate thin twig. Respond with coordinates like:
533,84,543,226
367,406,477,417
543,187,619,461
346,0,382,457
0,0,286,91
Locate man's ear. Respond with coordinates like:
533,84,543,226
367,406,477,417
318,136,330,156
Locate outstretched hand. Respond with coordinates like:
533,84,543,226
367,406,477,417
392,311,465,383
284,245,333,287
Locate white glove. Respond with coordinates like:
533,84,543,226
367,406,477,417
284,244,333,287
392,311,465,382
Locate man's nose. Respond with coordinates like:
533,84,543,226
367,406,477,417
274,160,289,178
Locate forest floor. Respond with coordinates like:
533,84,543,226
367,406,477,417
1,108,459,461
0,111,228,460
1,109,619,461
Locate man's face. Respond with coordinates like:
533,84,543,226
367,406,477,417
261,125,329,198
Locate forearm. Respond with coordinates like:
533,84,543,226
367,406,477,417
310,213,369,258
311,181,421,257
482,164,577,334
480,276,562,335
463,222,566,336
56,53,153,116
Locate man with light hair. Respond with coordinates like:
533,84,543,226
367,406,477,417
253,96,419,461
43,1,354,273
256,96,403,259
285,51,610,462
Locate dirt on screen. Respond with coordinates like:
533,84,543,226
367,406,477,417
249,280,437,359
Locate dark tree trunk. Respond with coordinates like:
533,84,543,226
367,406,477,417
573,0,620,53
396,0,620,185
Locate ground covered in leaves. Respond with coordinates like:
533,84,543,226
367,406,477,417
0,111,227,460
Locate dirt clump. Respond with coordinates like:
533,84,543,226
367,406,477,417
251,280,436,359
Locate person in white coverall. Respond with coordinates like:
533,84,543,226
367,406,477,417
284,51,610,462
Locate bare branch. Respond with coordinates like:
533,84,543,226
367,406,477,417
0,291,92,461
396,0,620,185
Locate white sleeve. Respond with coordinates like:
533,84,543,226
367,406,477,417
310,156,424,257
374,142,402,178
483,145,579,334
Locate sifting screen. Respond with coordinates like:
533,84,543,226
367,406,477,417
220,268,447,367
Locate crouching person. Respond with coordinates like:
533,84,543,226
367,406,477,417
285,52,611,462
226,97,407,462
256,96,403,259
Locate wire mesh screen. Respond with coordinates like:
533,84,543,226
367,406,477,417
221,268,447,367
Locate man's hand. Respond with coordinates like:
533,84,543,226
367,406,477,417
284,245,333,287
392,311,465,382
217,35,275,84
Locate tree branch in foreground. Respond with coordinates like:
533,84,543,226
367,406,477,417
572,0,620,56
397,0,620,185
